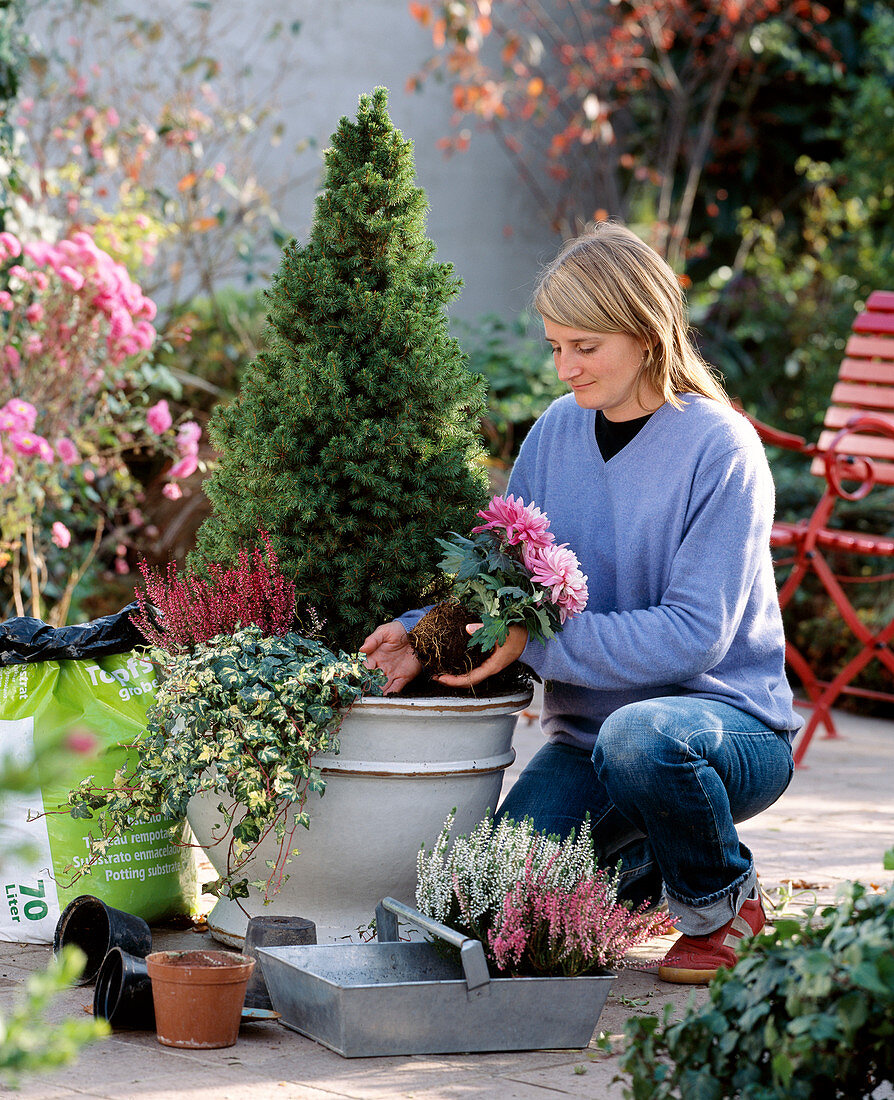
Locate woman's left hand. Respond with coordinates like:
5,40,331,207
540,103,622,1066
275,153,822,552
433,624,528,689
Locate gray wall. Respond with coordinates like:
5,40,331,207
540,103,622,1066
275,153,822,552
262,0,560,321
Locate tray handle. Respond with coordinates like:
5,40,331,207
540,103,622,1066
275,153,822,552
376,897,490,992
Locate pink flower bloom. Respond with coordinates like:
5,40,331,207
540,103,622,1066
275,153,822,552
168,454,198,480
176,421,202,456
523,542,588,620
0,292,13,310
36,438,55,464
25,303,44,324
5,345,21,371
65,728,97,754
0,411,18,432
2,399,37,430
51,521,71,548
58,265,85,290
0,231,22,259
106,107,120,127
162,482,183,500
114,557,130,575
56,437,80,465
472,494,555,548
146,399,172,435
0,454,14,484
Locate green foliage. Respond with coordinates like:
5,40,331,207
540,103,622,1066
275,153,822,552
0,751,108,1084
0,947,108,1084
456,313,564,466
68,626,385,899
620,882,894,1099
0,0,25,230
192,89,489,650
435,531,563,651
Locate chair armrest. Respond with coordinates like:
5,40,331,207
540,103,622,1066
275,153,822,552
821,413,894,501
732,403,811,453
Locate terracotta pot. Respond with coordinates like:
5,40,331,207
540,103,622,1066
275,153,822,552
146,949,254,1049
188,687,532,946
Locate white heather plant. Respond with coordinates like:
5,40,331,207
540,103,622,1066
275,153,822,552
416,812,673,977
416,811,598,930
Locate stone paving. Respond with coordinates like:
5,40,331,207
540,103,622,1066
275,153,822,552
2,705,893,1099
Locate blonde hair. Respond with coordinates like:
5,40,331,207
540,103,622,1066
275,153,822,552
533,222,729,408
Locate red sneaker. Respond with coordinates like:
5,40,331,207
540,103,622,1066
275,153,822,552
657,894,766,984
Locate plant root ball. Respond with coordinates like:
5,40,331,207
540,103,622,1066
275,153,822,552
408,600,489,676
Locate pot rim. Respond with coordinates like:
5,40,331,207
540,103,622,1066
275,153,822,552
353,686,533,713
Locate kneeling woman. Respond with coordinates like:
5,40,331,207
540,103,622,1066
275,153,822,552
361,222,799,984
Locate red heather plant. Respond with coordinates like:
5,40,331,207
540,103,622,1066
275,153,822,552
487,855,672,977
132,532,297,653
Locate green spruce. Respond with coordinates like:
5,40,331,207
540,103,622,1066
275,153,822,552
192,89,489,650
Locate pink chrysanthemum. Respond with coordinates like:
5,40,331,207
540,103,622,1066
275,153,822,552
523,542,588,621
472,493,555,549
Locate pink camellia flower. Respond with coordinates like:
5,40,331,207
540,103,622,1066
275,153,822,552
162,482,183,501
168,454,198,480
0,453,14,484
51,521,71,548
56,437,80,465
146,399,172,435
472,493,555,549
2,400,38,430
523,542,588,621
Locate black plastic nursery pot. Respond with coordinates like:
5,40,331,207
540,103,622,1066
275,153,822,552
93,947,155,1029
243,914,317,1009
54,894,152,985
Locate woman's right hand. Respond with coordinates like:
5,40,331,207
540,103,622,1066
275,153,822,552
359,621,423,695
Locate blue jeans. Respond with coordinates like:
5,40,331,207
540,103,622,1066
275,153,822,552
496,696,794,935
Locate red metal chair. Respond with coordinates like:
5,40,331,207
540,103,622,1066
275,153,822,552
743,290,894,765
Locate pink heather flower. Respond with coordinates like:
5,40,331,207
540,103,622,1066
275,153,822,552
524,542,588,620
146,399,172,435
51,521,71,549
56,437,80,465
58,265,85,290
0,454,14,484
25,303,44,324
168,454,198,480
114,557,130,575
162,482,183,500
32,271,49,291
0,231,22,259
472,493,555,548
2,400,37,430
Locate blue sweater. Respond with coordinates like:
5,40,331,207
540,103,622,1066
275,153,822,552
503,393,799,749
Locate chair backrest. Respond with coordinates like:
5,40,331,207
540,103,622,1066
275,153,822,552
812,290,894,486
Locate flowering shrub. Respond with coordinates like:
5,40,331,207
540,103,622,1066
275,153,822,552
0,229,201,624
437,493,588,653
416,813,670,976
131,531,298,654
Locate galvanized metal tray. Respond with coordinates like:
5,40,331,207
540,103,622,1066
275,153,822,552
257,897,615,1057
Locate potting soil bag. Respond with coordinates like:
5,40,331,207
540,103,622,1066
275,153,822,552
0,650,198,943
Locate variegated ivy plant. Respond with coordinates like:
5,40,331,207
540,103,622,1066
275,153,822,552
68,625,385,900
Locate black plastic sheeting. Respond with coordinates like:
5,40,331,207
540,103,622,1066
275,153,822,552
0,602,147,666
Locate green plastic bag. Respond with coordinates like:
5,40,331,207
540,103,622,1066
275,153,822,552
0,651,197,943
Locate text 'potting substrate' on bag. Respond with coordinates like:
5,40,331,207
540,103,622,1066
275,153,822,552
0,653,198,943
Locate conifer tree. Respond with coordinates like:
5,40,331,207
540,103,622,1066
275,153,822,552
192,89,489,651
